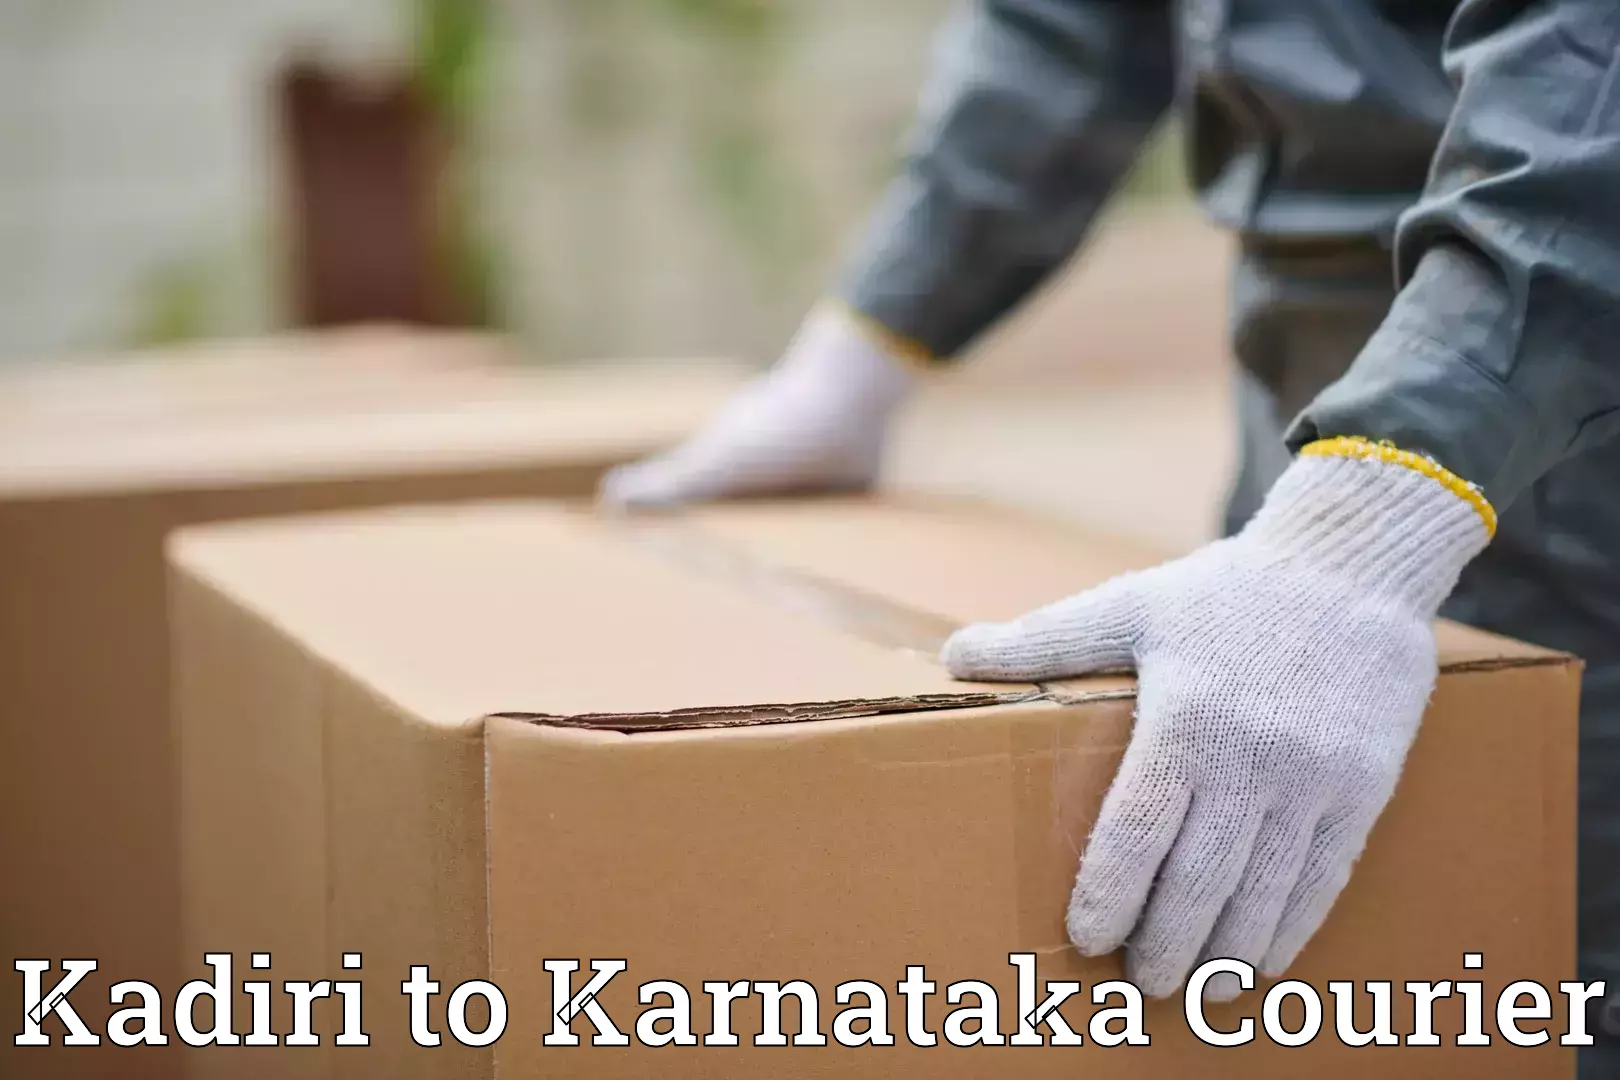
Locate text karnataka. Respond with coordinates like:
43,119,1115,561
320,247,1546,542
14,953,1606,1049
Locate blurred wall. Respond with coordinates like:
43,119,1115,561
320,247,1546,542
0,0,1187,369
481,0,956,365
0,0,408,364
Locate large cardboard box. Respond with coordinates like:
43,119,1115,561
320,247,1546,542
0,333,743,1078
166,497,1579,1079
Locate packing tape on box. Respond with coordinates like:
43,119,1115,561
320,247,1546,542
595,512,1141,705
620,514,1141,954
562,509,1142,957
604,513,965,660
488,510,1046,732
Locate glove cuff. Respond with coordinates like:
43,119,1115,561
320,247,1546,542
1245,438,1495,616
818,299,940,373
1299,436,1496,538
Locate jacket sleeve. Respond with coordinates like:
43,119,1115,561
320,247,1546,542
834,0,1176,361
1289,0,1620,507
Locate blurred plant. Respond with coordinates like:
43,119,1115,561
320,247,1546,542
128,220,274,349
648,0,777,42
413,0,501,327
555,0,641,136
659,0,814,279
128,256,216,347
663,0,811,278
553,0,813,280
415,0,488,120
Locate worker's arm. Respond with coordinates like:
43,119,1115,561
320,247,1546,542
836,0,1176,361
600,0,1175,510
948,0,1619,1001
1290,0,1620,505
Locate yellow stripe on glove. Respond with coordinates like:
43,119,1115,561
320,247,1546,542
1300,436,1497,540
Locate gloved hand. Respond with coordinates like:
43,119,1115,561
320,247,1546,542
597,304,920,509
942,441,1495,1001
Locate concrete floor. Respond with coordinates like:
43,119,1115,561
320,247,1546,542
891,378,1235,558
885,208,1239,557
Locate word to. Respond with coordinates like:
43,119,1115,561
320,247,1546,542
13,953,1606,1050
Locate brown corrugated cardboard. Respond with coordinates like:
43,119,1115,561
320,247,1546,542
0,326,504,431
0,336,744,1080
166,497,1579,1079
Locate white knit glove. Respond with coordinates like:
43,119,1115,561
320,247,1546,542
597,305,918,509
942,445,1494,1001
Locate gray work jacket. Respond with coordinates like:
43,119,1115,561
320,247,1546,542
838,0,1620,509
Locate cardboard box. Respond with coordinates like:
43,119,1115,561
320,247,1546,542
0,334,744,1079
0,326,504,432
167,497,1579,1079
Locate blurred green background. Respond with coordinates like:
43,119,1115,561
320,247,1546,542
0,0,1187,366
